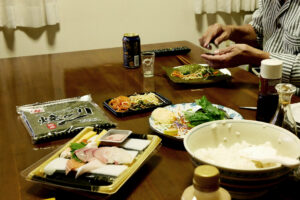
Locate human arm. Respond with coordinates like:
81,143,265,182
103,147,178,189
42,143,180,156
200,44,270,68
199,0,264,49
201,45,300,95
199,24,259,48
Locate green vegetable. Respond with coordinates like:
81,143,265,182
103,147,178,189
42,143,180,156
70,142,87,162
184,96,226,127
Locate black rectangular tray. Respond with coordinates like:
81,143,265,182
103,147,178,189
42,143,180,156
103,92,172,117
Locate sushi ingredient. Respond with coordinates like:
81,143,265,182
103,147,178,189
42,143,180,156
16,95,115,144
75,159,105,178
194,141,278,170
184,96,226,127
129,93,161,110
151,107,176,124
121,138,151,151
44,158,68,175
86,129,107,148
170,64,222,80
103,133,127,142
70,142,87,162
79,130,97,142
100,129,131,143
93,147,134,164
65,159,85,175
90,165,128,177
163,128,178,136
71,130,107,162
108,93,163,113
108,96,131,112
60,147,72,159
75,148,98,162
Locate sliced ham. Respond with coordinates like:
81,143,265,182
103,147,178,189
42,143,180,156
93,146,133,164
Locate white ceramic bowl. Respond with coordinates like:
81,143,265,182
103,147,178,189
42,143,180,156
184,120,300,199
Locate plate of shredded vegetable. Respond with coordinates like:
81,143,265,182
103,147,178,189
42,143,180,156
149,96,243,140
103,92,172,117
163,64,231,84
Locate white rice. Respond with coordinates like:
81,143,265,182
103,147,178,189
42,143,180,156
194,141,278,169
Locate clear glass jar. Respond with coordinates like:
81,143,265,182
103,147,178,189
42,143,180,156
270,83,298,135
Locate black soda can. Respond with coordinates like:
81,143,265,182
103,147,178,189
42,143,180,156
123,33,141,68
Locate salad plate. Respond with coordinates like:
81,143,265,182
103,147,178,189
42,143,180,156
149,102,243,140
162,64,231,85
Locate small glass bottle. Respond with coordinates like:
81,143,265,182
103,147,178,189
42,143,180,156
270,83,298,135
181,165,231,200
256,59,282,122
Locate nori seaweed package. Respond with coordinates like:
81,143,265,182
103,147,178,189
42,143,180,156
16,95,116,143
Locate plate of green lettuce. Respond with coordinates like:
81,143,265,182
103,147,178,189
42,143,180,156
149,96,243,140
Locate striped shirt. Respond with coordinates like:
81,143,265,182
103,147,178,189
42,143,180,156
249,0,300,95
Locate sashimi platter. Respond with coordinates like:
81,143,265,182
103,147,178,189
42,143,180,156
24,127,161,194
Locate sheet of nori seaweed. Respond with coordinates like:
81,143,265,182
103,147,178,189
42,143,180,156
32,170,114,191
17,95,116,143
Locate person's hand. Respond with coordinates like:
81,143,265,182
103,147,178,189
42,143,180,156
199,23,233,48
200,44,270,69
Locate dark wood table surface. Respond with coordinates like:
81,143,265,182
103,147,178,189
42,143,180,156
1,41,299,200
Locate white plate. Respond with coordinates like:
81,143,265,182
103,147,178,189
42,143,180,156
291,103,300,124
149,103,243,140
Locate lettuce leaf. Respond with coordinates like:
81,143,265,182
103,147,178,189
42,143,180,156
184,96,226,127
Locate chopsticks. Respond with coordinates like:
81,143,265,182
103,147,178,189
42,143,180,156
239,106,257,110
176,55,191,65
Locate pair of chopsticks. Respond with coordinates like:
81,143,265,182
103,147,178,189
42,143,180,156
239,106,257,110
176,55,191,65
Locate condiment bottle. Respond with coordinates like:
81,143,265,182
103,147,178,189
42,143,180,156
181,165,231,200
256,59,282,122
270,83,298,135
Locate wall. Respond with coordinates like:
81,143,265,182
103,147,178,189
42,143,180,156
0,0,250,59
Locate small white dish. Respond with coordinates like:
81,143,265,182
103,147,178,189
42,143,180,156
99,129,132,143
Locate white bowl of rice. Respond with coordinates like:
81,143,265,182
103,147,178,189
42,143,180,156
184,120,300,199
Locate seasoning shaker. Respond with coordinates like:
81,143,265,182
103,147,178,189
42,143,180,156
256,59,282,122
181,165,231,200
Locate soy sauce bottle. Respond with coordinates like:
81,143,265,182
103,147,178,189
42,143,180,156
181,165,231,200
256,59,282,122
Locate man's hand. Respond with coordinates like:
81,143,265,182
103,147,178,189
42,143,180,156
199,23,233,48
200,44,270,69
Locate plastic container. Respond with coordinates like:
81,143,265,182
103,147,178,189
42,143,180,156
22,127,162,194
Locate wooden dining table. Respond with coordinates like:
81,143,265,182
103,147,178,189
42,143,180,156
1,40,300,200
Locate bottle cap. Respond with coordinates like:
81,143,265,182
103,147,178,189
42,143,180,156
260,59,282,79
193,165,220,192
